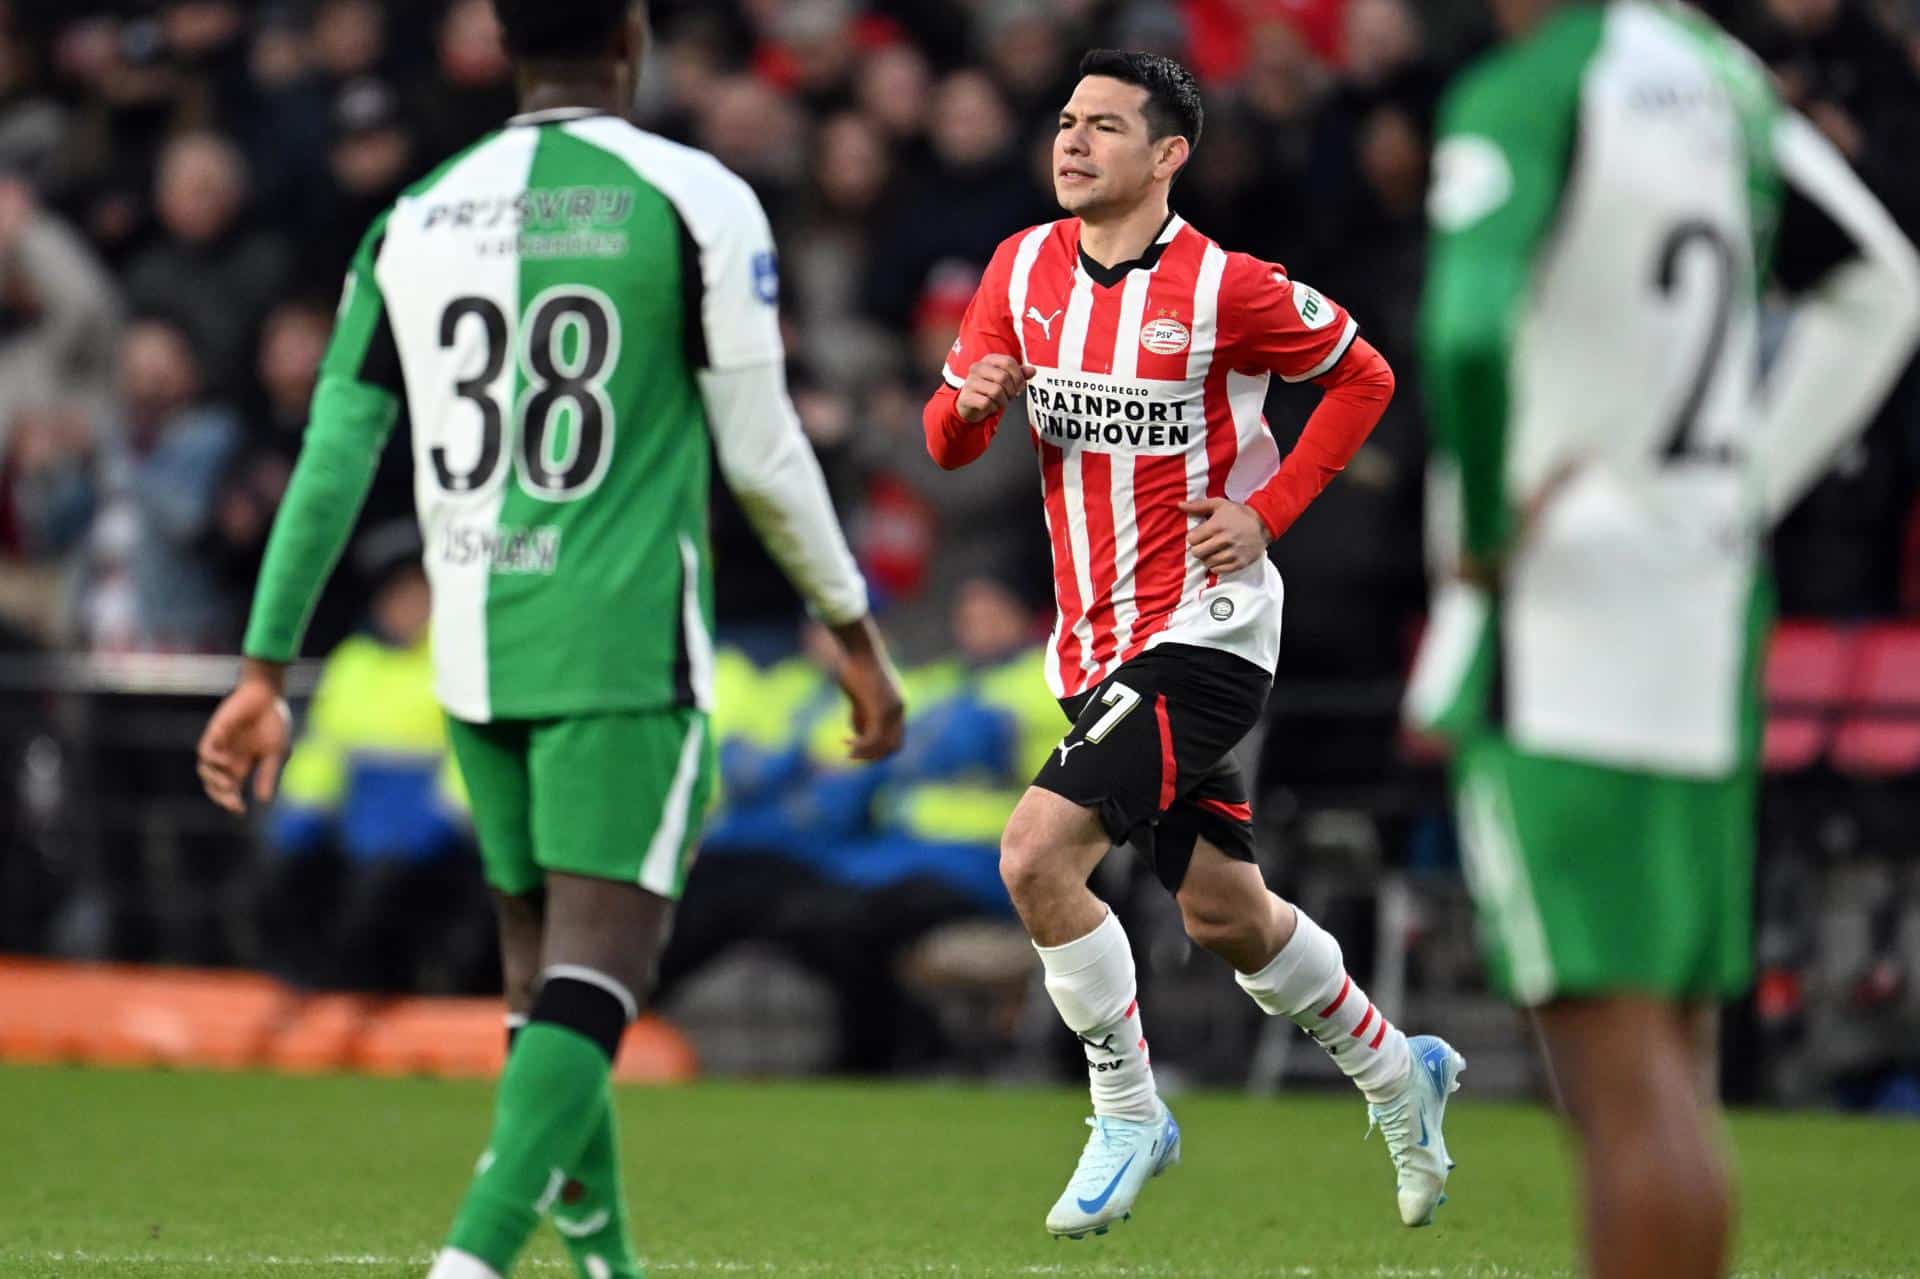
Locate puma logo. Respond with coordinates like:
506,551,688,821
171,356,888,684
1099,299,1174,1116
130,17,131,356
1056,739,1087,766
1026,305,1064,341
1077,1032,1118,1055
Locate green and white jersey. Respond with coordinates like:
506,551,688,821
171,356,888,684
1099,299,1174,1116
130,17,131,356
1410,1,1879,776
246,109,864,722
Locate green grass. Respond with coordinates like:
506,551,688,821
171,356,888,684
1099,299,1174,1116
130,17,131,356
1,1065,1913,1277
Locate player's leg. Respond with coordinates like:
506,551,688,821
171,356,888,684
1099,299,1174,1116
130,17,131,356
1174,828,1459,1225
1454,734,1752,1273
1178,838,1413,1100
1002,788,1176,1239
434,710,708,1279
492,884,630,1279
1535,997,1733,1279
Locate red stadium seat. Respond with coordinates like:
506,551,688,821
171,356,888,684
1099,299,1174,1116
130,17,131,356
1831,624,1920,776
1763,622,1856,772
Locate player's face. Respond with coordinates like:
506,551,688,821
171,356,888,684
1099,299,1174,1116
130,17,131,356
1054,76,1179,217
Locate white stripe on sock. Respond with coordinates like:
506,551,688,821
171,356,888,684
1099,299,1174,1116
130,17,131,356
539,965,638,1023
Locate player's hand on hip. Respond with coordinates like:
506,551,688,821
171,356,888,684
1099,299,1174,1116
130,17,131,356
196,660,292,815
1180,498,1271,575
955,354,1038,423
829,615,908,761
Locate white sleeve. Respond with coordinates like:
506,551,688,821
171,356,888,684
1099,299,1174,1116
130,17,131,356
698,362,870,626
681,166,784,372
1753,114,1920,524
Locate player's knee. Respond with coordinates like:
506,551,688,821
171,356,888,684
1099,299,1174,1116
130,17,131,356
1178,896,1258,956
999,809,1062,903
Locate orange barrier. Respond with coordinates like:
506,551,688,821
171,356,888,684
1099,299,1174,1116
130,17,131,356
0,958,697,1083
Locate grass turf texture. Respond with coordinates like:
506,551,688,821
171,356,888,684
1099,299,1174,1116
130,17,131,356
2,1066,1913,1278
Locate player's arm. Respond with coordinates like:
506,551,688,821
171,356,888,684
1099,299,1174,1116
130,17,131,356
1418,39,1585,580
923,237,1029,470
686,173,903,760
199,214,404,814
1184,261,1395,573
1751,113,1920,522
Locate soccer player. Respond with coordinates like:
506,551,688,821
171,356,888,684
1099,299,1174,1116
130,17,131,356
195,4,905,1278
1409,2,1920,1277
922,50,1464,1238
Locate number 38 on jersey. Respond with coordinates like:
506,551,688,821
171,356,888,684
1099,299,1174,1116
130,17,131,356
434,285,622,502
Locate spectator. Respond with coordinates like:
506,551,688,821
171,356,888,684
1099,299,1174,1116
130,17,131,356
0,10,71,191
1309,0,1441,252
787,111,899,386
692,74,807,216
14,317,241,651
411,0,514,164
755,0,863,114
305,77,415,287
854,40,933,159
309,0,388,87
865,70,1048,326
123,131,290,398
242,6,335,241
977,3,1077,120
160,1,254,125
1228,20,1327,265
0,175,122,449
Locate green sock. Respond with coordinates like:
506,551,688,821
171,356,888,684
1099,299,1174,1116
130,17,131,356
551,1086,642,1279
446,1022,611,1273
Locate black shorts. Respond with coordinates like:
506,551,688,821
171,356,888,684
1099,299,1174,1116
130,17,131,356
1034,643,1272,893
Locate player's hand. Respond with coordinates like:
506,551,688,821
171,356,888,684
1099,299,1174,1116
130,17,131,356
1180,498,1271,575
829,616,907,761
197,660,292,815
955,354,1038,424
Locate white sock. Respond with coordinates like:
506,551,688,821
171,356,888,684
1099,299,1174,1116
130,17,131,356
1035,910,1159,1123
427,1248,501,1279
1235,906,1411,1104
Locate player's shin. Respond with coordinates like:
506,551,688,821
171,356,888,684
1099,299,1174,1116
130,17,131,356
507,1015,641,1279
435,969,635,1278
1234,905,1410,1103
1036,908,1159,1123
548,1081,641,1279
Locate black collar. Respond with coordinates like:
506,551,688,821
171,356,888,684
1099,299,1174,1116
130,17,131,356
1077,212,1179,288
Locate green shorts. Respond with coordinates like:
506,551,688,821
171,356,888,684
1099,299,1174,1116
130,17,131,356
1451,735,1754,1007
445,709,715,901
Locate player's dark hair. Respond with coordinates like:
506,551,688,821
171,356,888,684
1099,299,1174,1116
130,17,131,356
491,0,632,61
1077,49,1204,151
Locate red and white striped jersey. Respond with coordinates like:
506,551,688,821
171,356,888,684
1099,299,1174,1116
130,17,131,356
941,214,1359,698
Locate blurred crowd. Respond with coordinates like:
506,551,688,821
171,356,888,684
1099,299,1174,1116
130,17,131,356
2,0,1920,1094
0,0,1917,668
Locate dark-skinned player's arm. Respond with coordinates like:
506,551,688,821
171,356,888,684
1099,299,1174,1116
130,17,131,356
691,170,903,761
1184,259,1395,575
199,213,403,814
923,234,1033,470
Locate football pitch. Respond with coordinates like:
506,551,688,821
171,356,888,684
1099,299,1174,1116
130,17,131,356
3,1066,1914,1278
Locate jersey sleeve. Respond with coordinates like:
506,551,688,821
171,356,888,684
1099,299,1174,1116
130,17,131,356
939,233,1025,390
243,212,403,662
678,164,785,372
1219,253,1357,383
1417,11,1597,562
1750,113,1920,521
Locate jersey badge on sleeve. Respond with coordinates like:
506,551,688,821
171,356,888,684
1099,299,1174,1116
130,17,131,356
751,251,780,304
1427,136,1514,232
1293,283,1335,330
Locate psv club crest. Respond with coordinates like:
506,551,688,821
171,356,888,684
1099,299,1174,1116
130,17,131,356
1139,310,1190,355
